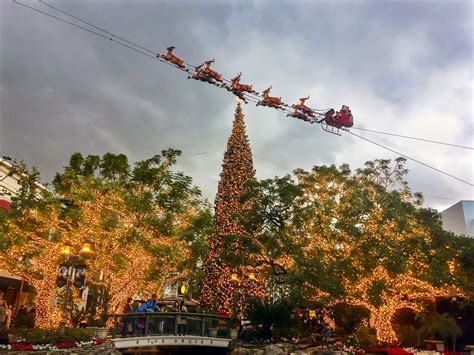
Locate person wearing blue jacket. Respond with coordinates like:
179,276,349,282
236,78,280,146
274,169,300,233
137,294,159,335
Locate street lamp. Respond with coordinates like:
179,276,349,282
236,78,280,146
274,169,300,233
229,270,257,313
57,242,93,335
230,271,256,284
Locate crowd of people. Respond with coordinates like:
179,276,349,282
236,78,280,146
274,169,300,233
0,290,35,331
120,294,188,337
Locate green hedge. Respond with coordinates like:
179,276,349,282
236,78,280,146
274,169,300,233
11,328,93,345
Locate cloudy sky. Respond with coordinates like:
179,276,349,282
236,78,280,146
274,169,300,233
1,0,472,211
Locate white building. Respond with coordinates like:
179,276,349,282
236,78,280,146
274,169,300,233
0,158,43,307
441,200,474,238
1,157,95,313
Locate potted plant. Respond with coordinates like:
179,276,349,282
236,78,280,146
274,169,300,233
209,327,218,337
208,318,219,338
87,313,109,339
229,315,239,340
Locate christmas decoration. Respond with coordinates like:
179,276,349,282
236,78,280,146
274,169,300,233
201,103,266,312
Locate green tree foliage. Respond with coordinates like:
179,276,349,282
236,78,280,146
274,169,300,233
419,312,462,351
239,158,470,342
246,297,292,339
1,151,211,326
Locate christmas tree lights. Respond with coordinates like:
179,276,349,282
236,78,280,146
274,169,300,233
201,103,266,311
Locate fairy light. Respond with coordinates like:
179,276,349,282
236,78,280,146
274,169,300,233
63,185,193,313
294,165,467,344
1,160,198,327
0,206,65,327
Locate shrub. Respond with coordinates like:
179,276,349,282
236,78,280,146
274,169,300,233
246,298,292,340
397,325,419,347
352,325,377,348
332,303,370,334
11,328,93,345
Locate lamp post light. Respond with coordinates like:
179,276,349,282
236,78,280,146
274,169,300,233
57,242,93,335
230,270,256,311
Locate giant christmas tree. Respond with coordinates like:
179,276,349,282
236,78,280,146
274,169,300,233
201,102,266,312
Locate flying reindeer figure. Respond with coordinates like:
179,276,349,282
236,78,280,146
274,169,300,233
201,59,223,82
257,86,284,109
223,72,258,103
161,46,186,70
292,96,315,117
188,63,213,83
229,73,257,94
287,95,316,122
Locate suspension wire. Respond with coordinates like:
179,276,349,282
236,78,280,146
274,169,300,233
181,150,223,157
39,0,200,70
17,0,468,147
254,156,295,170
21,0,324,117
181,149,472,201
351,126,473,150
12,0,180,69
14,0,203,82
348,131,474,186
181,150,295,170
13,1,472,187
39,0,157,56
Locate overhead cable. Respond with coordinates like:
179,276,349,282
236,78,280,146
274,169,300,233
351,126,473,150
348,131,473,186
12,0,472,187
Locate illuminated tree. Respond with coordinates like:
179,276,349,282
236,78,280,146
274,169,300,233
241,158,470,342
201,103,266,312
0,151,208,327
53,150,205,313
0,160,64,327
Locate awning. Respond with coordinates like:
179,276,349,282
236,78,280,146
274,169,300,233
0,277,35,292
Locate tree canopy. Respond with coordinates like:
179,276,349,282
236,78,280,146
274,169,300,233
0,150,211,326
238,158,471,342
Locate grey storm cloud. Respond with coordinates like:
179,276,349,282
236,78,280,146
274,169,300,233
0,0,472,211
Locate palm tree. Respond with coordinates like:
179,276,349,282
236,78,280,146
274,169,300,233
419,312,462,353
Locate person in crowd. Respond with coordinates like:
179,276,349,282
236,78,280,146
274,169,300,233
237,309,243,339
138,294,159,313
28,307,36,328
11,306,17,329
321,323,331,348
121,297,134,337
0,291,8,345
16,305,28,328
0,292,6,326
137,294,159,335
177,299,187,336
5,305,12,330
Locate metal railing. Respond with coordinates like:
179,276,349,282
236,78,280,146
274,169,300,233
110,312,232,339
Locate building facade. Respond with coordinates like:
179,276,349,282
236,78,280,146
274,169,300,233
441,200,474,237
0,158,40,310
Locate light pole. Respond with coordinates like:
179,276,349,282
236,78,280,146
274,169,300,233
57,242,93,335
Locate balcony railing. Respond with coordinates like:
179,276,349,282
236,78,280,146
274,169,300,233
109,312,233,339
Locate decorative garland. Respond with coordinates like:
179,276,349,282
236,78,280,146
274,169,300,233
0,338,105,351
